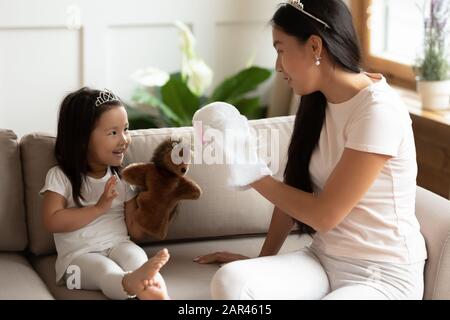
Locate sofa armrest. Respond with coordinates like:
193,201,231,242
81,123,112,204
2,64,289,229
415,186,450,300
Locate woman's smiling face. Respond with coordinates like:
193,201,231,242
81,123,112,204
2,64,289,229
272,26,322,96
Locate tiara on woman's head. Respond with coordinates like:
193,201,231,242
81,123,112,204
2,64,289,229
95,89,121,107
287,0,332,30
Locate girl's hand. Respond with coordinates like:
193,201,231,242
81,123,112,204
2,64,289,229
193,251,250,264
95,176,119,214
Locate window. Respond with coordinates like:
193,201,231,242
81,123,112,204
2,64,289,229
369,0,425,65
352,0,427,89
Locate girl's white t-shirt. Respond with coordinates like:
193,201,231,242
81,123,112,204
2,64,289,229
309,73,427,264
39,166,137,283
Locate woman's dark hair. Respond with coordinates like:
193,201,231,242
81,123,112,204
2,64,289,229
271,0,362,234
55,87,124,207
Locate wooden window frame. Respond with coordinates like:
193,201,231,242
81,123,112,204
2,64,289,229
351,0,417,90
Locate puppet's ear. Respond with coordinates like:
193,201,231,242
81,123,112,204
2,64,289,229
121,163,152,187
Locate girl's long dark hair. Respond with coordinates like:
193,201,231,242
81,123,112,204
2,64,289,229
55,87,123,207
272,0,362,234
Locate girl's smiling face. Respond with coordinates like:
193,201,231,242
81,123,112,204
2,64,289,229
87,106,131,174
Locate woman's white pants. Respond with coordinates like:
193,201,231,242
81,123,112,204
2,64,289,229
211,246,425,300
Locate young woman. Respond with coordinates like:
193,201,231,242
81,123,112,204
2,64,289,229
193,0,427,300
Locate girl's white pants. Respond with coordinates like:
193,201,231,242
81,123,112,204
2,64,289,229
67,241,153,299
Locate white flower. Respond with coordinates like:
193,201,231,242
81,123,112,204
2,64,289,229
175,20,196,60
183,57,213,96
130,67,170,88
175,21,213,96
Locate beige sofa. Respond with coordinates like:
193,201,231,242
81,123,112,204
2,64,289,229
1,115,450,300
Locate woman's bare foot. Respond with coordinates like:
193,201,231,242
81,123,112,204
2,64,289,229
122,248,170,299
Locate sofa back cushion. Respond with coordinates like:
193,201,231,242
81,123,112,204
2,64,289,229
20,133,58,255
0,129,28,251
21,116,295,256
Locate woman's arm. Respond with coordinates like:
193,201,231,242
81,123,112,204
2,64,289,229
259,206,295,257
124,196,147,241
251,148,390,233
193,206,294,264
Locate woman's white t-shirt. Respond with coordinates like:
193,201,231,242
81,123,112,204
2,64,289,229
309,73,427,264
39,166,137,283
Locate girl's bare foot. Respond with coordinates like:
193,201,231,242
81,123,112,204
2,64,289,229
122,248,170,299
141,278,170,300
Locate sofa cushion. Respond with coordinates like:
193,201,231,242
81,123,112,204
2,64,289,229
21,116,295,256
0,253,53,299
0,129,28,251
20,132,57,255
125,117,293,245
31,233,310,300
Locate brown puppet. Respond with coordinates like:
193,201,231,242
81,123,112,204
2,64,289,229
122,139,202,239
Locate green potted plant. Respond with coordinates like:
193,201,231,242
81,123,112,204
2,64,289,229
415,0,450,111
128,21,273,128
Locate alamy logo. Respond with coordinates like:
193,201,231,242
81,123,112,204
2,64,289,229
66,265,81,290
66,5,81,30
169,121,281,174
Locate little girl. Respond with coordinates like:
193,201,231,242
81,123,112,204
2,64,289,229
40,87,170,300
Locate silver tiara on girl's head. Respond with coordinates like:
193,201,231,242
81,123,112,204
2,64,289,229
95,89,121,107
287,0,332,30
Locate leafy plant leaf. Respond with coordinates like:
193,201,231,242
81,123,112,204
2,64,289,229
131,87,183,126
233,97,263,119
417,46,450,81
161,74,200,126
209,66,272,103
124,105,160,129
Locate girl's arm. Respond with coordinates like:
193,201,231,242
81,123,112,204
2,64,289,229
124,196,147,241
42,191,104,233
42,175,118,233
251,148,390,233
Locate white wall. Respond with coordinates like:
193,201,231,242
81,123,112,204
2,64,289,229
0,0,281,138
0,0,351,138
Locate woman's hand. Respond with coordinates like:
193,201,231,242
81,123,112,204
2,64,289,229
193,251,250,264
95,176,119,214
192,102,272,190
